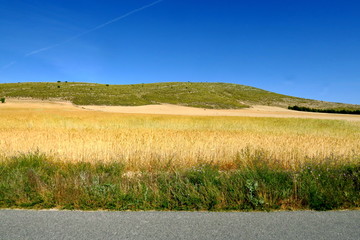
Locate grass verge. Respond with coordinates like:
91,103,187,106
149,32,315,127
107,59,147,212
1,152,358,211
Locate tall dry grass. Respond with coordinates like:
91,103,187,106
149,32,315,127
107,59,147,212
0,104,359,171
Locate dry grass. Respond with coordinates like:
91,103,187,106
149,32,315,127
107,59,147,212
1,103,359,171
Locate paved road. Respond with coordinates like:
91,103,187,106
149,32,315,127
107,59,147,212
1,210,359,240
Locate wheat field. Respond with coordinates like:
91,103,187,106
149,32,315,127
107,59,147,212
1,102,359,171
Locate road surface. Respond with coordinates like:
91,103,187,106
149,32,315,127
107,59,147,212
1,210,359,240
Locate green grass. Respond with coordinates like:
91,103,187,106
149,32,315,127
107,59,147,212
1,153,358,211
1,82,359,109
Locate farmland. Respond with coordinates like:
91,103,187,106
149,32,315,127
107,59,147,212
0,100,359,169
0,99,359,210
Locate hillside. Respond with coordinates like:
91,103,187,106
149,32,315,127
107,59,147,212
1,81,359,110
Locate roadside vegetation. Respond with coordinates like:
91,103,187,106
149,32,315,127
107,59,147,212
0,103,359,210
0,152,358,211
1,82,360,110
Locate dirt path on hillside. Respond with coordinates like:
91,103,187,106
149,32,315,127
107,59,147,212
2,98,360,121
0,98,77,111
80,104,360,121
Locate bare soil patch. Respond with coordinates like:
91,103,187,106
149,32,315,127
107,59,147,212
2,98,359,121
0,98,75,110
81,103,360,121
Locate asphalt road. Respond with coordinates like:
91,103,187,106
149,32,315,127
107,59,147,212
1,210,359,240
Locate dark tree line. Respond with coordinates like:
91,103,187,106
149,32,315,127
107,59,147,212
288,105,360,115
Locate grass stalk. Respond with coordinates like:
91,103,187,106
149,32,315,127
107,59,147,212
1,153,358,211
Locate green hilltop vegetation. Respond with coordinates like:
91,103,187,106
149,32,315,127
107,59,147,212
1,81,359,110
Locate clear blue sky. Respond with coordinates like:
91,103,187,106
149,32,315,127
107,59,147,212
1,0,360,104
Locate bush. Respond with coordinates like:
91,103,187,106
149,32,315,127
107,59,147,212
0,97,5,103
288,106,360,115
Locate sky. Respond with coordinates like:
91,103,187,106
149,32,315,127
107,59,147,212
1,0,360,104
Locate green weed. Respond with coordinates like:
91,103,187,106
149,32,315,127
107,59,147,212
0,153,359,211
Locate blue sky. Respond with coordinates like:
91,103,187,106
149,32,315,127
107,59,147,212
1,0,359,104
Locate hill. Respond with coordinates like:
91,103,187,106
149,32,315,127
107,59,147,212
1,81,359,110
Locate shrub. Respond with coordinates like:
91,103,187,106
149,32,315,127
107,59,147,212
288,106,360,115
0,97,5,103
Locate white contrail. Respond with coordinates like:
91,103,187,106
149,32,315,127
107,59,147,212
0,61,17,70
25,0,164,57
2,0,164,68
75,0,164,37
25,44,62,57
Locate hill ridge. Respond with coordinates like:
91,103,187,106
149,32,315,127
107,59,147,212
1,82,359,110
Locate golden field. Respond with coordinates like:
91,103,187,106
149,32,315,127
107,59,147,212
0,100,359,171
